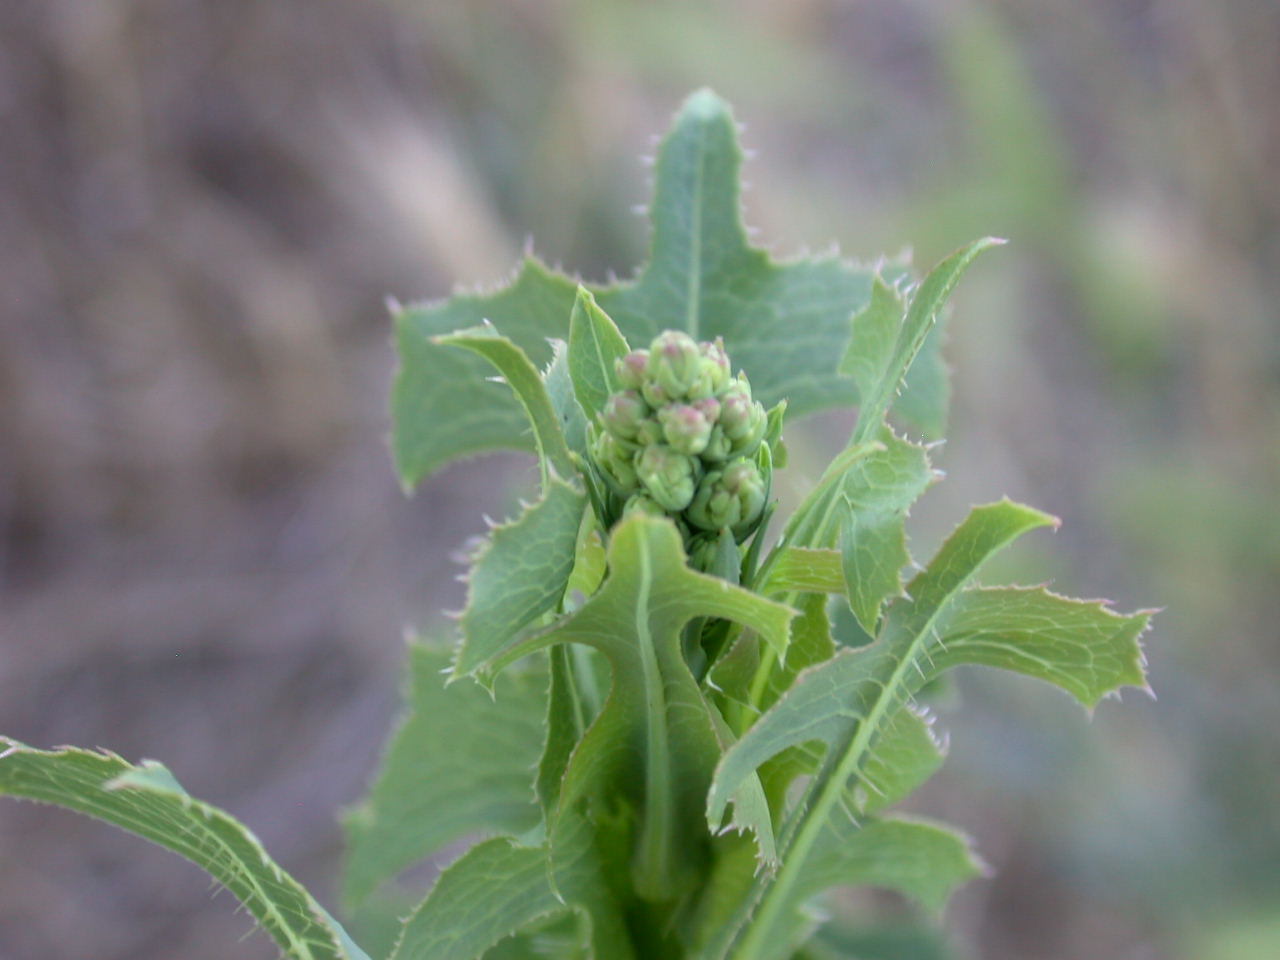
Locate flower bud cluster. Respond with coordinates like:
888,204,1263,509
589,331,777,563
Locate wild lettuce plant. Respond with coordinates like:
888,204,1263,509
0,90,1152,960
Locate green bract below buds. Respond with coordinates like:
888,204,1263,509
587,330,781,572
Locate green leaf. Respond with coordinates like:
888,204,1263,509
832,430,935,634
856,707,946,816
453,478,586,680
748,816,985,960
544,339,590,459
710,500,1060,960
343,645,546,907
847,238,1004,445
567,286,630,422
595,90,878,421
773,441,885,553
435,325,576,486
758,547,844,596
392,260,578,488
840,277,906,419
931,585,1153,708
392,90,958,490
392,838,554,960
486,514,794,900
895,320,951,440
839,499,909,636
0,738,367,960
392,810,632,960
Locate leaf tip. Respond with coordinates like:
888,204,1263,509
680,87,731,122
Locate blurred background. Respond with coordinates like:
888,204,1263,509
1,1,1276,958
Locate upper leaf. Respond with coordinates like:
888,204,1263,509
567,286,630,422
846,237,1004,445
0,738,367,960
393,260,578,487
931,585,1152,708
452,477,586,680
434,324,576,486
392,89,955,490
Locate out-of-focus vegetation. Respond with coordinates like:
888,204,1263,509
0,2,1275,959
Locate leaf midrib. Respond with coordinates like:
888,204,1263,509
730,558,995,958
634,531,676,893
685,117,708,339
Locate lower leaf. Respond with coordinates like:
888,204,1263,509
0,738,367,960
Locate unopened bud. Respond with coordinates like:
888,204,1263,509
700,339,732,395
701,425,733,462
636,444,698,512
615,350,649,391
719,385,767,456
641,378,672,409
646,331,703,400
592,429,639,494
623,494,668,519
658,403,713,455
687,534,722,574
602,390,650,442
692,395,721,424
635,418,664,447
687,459,766,534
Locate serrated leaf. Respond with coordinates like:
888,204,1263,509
592,89,878,421
392,90,955,491
391,810,631,960
895,320,951,440
567,286,630,422
841,276,906,415
393,838,554,960
485,514,794,900
774,441,884,553
0,738,367,960
747,816,984,960
839,499,911,636
847,238,1004,445
435,326,576,486
453,478,586,679
393,260,579,488
856,707,946,816
759,547,844,595
343,645,546,907
709,500,1060,960
544,339,590,459
931,585,1152,708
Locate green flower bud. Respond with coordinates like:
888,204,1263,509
687,459,766,534
764,399,788,469
616,350,649,391
658,403,713,455
646,331,703,400
635,417,664,447
623,494,668,519
700,424,733,462
592,428,639,494
692,395,721,424
636,443,698,512
641,378,673,409
699,339,732,395
719,384,767,457
687,533,722,575
602,390,651,442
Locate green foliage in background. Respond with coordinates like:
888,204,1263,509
0,90,1150,960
